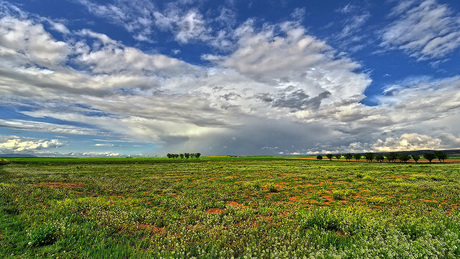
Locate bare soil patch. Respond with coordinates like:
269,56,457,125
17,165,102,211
34,182,86,189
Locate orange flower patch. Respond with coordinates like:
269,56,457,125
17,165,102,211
288,196,298,203
34,182,85,189
205,208,225,214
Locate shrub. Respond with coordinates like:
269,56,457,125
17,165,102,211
267,184,278,193
27,223,58,247
316,155,323,160
0,159,10,165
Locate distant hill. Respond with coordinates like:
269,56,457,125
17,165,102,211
381,149,460,156
0,154,37,157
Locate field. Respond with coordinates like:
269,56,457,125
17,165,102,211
1,157,459,258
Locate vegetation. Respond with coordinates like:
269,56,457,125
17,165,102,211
316,155,323,160
344,153,353,161
353,153,361,161
387,152,398,163
411,154,421,163
326,154,334,161
375,154,385,162
335,154,342,160
424,153,436,163
167,153,201,159
0,156,459,258
364,153,374,162
398,154,410,163
435,151,448,163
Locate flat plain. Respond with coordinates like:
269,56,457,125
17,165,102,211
1,157,459,258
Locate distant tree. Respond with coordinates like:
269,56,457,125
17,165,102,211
434,151,447,163
387,152,398,163
424,153,436,163
398,154,410,163
316,155,323,160
335,154,342,160
353,153,361,161
195,153,201,159
184,153,190,159
180,154,184,159
365,153,374,162
411,154,420,163
326,154,334,161
375,154,385,162
189,153,196,159
174,154,179,159
344,153,353,162
167,153,172,159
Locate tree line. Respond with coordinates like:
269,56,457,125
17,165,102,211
317,151,448,163
167,153,201,159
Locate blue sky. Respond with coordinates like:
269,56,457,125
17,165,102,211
1,0,460,156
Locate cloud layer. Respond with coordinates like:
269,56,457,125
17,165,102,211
0,0,459,156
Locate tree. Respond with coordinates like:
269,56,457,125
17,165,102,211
398,154,410,163
326,154,334,161
184,153,190,159
411,154,420,163
353,153,361,161
434,151,447,163
335,154,342,160
167,153,172,159
316,155,323,160
344,153,353,162
424,153,436,163
365,153,374,162
180,154,184,159
375,154,385,162
195,153,201,159
387,152,398,163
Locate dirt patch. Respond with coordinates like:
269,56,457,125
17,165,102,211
137,223,166,233
205,208,225,214
226,201,246,208
34,182,85,189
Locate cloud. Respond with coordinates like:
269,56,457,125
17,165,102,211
76,0,156,42
0,16,70,68
155,9,210,44
372,133,442,152
0,119,102,136
0,137,63,152
0,3,459,156
380,0,460,60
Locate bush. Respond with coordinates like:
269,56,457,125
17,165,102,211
27,223,58,247
0,159,10,165
316,155,323,160
267,184,278,193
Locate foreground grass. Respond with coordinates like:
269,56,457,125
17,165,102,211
0,157,459,258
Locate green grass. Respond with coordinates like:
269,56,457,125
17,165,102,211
1,157,459,258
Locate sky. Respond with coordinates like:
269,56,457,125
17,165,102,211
0,0,460,157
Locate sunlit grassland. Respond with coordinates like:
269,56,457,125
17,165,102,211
1,157,459,258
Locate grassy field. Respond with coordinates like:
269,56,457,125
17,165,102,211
1,157,459,258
